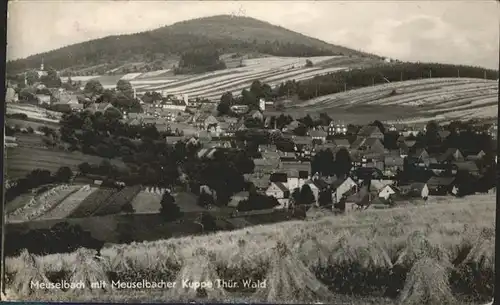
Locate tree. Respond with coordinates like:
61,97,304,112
197,190,214,207
318,190,332,207
54,166,73,183
40,68,62,88
159,192,181,220
199,212,217,232
116,79,134,98
84,80,104,97
299,184,316,206
305,59,313,67
370,120,386,134
78,162,92,175
217,101,231,115
334,148,352,178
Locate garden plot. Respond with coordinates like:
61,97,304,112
38,185,97,220
7,185,81,223
130,191,162,214
69,188,118,218
92,186,142,216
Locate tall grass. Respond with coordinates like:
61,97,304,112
4,194,495,303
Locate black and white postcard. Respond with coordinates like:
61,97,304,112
2,1,498,304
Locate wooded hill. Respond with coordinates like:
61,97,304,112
6,15,380,76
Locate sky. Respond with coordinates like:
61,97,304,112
6,1,500,69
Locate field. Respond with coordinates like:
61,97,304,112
3,194,495,304
7,185,82,223
37,186,98,220
5,146,127,179
284,78,498,124
60,56,370,100
130,191,162,214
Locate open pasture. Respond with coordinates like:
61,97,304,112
3,194,495,303
285,78,498,123
5,146,127,179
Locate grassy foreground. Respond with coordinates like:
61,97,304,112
4,194,495,304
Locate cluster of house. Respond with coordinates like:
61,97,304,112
168,122,496,213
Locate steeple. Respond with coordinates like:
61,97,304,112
40,58,44,71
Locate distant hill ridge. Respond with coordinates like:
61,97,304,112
6,15,380,75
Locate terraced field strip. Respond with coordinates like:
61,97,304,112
68,188,118,218
192,66,350,99
92,185,142,216
7,185,81,222
130,191,162,213
38,186,98,220
158,68,285,94
140,69,247,91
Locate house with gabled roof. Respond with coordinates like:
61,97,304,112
331,138,350,149
426,176,457,195
399,182,429,199
310,130,327,143
463,149,486,161
357,125,384,140
436,148,464,164
247,109,264,121
331,177,358,204
350,138,385,154
254,158,280,174
196,147,218,159
266,182,290,209
384,155,404,176
88,102,118,114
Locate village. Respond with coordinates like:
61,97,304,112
4,63,498,226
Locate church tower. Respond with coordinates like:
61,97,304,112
40,58,44,71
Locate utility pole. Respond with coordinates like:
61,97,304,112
400,72,403,82
344,83,347,92
484,70,487,79
372,77,375,86
429,70,432,78
457,69,460,78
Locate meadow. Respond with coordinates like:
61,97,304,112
4,194,495,304
5,146,127,179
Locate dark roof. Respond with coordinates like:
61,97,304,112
438,130,451,139
437,148,462,162
332,139,350,147
357,125,382,137
453,161,479,172
310,130,327,138
312,179,329,189
384,155,404,167
272,182,289,193
427,176,455,186
293,136,312,145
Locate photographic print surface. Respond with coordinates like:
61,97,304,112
3,1,498,304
